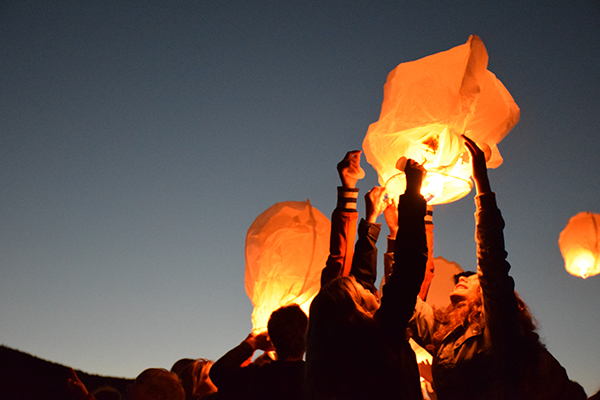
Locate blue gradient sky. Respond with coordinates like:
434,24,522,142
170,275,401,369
1,1,599,395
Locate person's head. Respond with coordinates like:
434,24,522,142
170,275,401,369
267,304,308,361
186,359,217,400
453,270,476,284
436,271,541,353
125,368,185,400
449,272,480,305
306,277,390,399
307,276,379,358
313,276,379,321
170,358,195,378
92,386,122,400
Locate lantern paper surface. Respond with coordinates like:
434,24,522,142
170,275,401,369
363,35,520,204
558,212,600,279
245,200,330,331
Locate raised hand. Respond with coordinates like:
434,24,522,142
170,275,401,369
244,331,275,352
403,159,426,195
365,186,387,223
337,150,365,189
462,135,491,194
384,197,398,239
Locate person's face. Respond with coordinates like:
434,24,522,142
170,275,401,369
449,274,480,304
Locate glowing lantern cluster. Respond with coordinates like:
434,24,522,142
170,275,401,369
558,212,600,279
245,200,330,332
363,35,520,204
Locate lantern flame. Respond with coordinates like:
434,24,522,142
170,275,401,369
571,251,595,279
559,212,600,279
363,35,519,204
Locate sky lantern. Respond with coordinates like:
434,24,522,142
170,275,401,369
558,212,600,279
245,200,330,332
363,35,520,204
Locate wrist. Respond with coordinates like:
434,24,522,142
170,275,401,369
337,187,359,210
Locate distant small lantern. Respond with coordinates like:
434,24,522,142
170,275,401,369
245,200,330,332
558,212,600,279
363,35,520,205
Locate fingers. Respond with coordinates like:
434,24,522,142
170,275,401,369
345,150,362,160
462,134,484,157
366,186,386,206
339,150,362,168
337,150,365,187
405,158,426,172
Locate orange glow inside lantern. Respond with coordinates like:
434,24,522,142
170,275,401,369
363,35,519,205
245,200,330,332
558,212,600,279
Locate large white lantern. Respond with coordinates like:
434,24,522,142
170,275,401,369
363,35,520,205
245,200,330,331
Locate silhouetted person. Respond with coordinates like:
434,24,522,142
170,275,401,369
69,367,185,400
92,385,122,400
172,358,217,400
170,359,196,379
209,304,308,400
408,135,587,400
305,153,426,400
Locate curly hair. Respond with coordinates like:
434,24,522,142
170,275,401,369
432,290,540,354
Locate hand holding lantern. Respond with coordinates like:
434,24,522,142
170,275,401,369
365,186,387,223
462,135,491,195
404,159,426,195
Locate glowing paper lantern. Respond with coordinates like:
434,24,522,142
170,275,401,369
363,35,520,204
558,212,600,279
245,200,330,331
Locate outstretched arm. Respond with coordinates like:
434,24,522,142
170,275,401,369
377,160,428,336
463,135,518,353
321,151,364,286
209,332,274,393
350,186,386,294
463,134,491,195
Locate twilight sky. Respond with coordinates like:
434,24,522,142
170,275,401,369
1,0,599,395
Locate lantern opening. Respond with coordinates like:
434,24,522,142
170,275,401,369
385,169,473,205
570,252,595,279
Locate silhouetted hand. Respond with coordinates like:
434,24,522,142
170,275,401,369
67,368,94,400
365,186,387,223
384,198,398,239
462,135,491,194
404,159,426,195
337,150,365,189
244,331,275,352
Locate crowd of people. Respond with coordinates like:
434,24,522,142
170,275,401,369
67,137,593,400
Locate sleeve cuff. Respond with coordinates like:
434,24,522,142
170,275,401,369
386,236,396,253
337,186,360,210
474,192,497,210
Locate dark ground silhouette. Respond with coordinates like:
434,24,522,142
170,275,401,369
0,345,133,400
